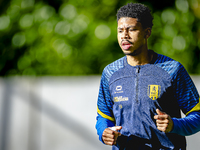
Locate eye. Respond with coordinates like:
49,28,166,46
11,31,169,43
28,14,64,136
118,30,123,33
129,28,136,31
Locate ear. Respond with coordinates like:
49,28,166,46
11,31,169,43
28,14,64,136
145,28,151,39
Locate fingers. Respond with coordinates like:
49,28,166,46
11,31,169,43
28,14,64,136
102,132,115,145
154,114,168,120
156,118,169,124
156,121,173,133
154,109,173,133
157,125,168,132
102,130,119,145
102,126,122,146
156,119,169,132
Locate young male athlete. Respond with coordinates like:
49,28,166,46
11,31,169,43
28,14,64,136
95,3,200,150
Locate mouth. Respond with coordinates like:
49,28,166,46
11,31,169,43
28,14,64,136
121,41,132,50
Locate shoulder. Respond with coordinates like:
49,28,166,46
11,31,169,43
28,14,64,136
155,53,181,70
154,53,185,80
102,56,126,82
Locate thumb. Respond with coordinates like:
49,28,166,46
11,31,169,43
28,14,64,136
115,126,122,131
113,126,122,136
109,126,122,131
156,109,165,115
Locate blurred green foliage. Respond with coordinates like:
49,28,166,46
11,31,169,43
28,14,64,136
0,0,199,76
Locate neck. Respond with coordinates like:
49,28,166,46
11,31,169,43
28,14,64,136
126,49,152,66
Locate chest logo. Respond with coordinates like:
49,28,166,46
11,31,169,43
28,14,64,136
148,85,161,100
115,85,123,93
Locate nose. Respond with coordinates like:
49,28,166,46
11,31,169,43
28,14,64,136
121,30,129,39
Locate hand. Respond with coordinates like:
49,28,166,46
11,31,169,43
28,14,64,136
102,126,122,146
154,109,173,133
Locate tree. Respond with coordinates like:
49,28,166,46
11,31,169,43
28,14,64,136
0,0,199,76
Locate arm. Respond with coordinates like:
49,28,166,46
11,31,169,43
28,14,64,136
171,65,200,136
154,106,200,136
169,65,200,136
95,71,116,143
96,115,115,142
171,106,200,136
154,64,200,136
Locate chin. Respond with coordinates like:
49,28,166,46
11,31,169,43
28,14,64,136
123,50,137,56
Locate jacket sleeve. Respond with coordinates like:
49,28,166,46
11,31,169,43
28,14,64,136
95,69,115,143
170,64,200,136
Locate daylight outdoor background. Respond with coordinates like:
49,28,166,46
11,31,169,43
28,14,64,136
0,0,200,150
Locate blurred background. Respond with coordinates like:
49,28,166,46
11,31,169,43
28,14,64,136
0,0,200,149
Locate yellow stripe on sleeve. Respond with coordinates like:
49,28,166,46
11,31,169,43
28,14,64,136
97,106,115,122
186,98,200,116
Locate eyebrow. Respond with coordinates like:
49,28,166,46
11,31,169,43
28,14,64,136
117,25,136,30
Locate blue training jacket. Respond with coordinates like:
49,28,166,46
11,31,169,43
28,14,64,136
96,51,200,150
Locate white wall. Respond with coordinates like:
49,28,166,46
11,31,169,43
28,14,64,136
0,76,199,150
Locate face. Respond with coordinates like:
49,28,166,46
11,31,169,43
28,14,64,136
117,17,150,56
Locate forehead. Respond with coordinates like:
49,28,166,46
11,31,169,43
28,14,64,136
117,17,141,28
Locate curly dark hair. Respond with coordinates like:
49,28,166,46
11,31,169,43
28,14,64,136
116,3,153,29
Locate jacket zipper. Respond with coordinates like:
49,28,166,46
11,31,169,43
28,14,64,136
135,66,140,103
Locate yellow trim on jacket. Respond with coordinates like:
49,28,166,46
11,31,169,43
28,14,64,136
186,98,200,116
97,106,115,122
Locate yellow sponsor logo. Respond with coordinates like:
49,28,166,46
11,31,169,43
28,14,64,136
114,96,129,102
148,85,161,100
